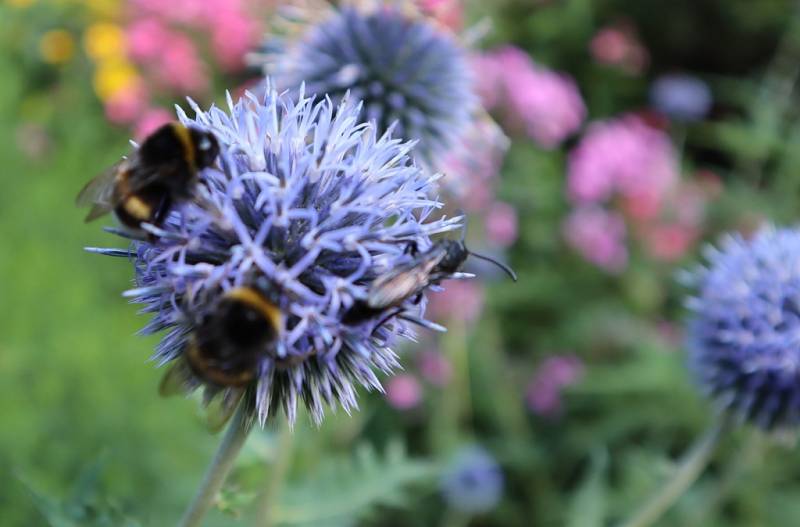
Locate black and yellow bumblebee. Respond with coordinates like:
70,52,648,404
160,286,282,430
76,122,219,231
343,239,517,326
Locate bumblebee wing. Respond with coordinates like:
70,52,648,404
125,158,187,191
367,256,442,309
76,161,127,221
158,359,193,397
206,389,244,433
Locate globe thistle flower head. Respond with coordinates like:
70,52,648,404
266,3,476,162
90,84,462,426
650,73,712,122
440,446,503,514
685,227,800,431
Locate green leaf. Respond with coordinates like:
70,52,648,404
18,459,142,527
566,449,609,527
272,440,436,526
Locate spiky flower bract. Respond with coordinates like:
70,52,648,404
263,2,476,162
90,85,461,426
685,227,800,431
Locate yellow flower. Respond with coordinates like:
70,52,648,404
83,0,120,18
92,58,138,100
39,30,75,65
84,22,125,61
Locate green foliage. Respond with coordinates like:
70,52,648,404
272,441,436,527
20,458,142,527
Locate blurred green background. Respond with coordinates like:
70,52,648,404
4,0,800,526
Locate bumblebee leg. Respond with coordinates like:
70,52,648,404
371,307,404,335
404,240,419,256
153,194,173,225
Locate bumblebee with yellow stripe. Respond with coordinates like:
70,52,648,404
160,286,282,430
76,122,219,231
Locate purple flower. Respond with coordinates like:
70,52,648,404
256,3,476,162
685,227,800,430
441,446,503,514
526,354,584,417
650,73,712,122
87,85,462,425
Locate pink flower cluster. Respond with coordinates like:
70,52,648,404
427,280,486,324
526,355,584,417
415,0,463,31
129,0,260,71
105,0,264,138
472,46,585,149
564,115,717,270
563,207,628,273
384,350,454,411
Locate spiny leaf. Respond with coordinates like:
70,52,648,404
272,440,436,526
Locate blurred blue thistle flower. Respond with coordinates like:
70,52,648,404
685,227,800,430
440,446,503,514
650,73,712,122
257,3,476,162
89,85,461,426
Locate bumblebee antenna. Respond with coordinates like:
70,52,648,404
468,251,518,281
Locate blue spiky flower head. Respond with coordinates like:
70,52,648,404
685,227,800,431
440,446,503,514
255,1,476,163
89,84,462,426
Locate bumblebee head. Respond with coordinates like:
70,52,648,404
190,128,220,169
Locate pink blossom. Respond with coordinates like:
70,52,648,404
416,0,463,31
526,355,584,417
104,84,148,124
156,33,208,93
385,375,423,410
211,12,258,70
590,24,649,75
417,350,453,387
427,280,485,323
128,0,259,69
484,202,518,248
134,107,173,141
126,18,170,62
563,207,628,273
439,116,508,212
641,223,698,262
567,115,679,210
470,53,505,111
473,46,585,148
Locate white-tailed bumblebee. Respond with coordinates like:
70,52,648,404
344,239,517,326
76,122,219,231
160,286,282,430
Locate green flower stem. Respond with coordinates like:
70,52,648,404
619,416,728,527
178,403,253,527
431,318,471,452
254,417,294,527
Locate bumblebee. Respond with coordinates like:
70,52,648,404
160,286,282,430
76,122,219,231
343,239,517,326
